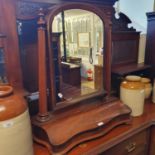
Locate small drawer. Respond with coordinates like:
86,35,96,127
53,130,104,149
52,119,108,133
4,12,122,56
102,130,149,155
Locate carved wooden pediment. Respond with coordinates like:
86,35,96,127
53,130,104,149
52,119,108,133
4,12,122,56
16,0,118,19
112,12,136,32
21,0,118,5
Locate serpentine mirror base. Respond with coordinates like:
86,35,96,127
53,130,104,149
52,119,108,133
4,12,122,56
32,100,131,154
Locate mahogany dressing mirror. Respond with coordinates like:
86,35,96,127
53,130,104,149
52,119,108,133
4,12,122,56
16,2,112,114
22,1,131,154
45,3,112,110
15,2,113,121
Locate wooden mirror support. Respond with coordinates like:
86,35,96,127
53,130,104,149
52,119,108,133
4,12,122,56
35,9,52,122
32,1,132,154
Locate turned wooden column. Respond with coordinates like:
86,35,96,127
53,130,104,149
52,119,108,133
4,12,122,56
37,9,51,122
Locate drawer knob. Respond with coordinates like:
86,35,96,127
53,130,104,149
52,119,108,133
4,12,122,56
126,142,136,153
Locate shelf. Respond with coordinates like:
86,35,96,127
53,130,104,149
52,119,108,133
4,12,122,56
111,63,151,76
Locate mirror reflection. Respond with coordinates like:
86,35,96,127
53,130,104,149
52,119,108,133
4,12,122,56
0,48,7,83
52,9,104,103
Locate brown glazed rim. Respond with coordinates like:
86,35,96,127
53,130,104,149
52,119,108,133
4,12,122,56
0,94,27,121
121,81,145,90
121,75,145,90
0,85,13,97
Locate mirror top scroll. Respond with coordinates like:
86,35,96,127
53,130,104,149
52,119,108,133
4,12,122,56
51,9,105,104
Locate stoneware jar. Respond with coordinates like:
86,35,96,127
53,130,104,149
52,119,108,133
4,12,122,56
120,75,145,117
0,85,34,155
141,77,152,99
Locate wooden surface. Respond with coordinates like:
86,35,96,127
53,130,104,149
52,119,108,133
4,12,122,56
61,63,81,86
94,65,103,90
22,0,118,5
34,144,50,155
37,10,50,122
149,126,155,155
34,100,155,155
112,63,151,75
103,129,149,155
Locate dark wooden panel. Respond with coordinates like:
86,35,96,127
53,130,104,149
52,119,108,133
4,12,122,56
112,32,140,67
149,126,155,155
22,44,38,92
94,65,103,90
0,0,23,88
0,36,8,83
18,18,38,92
61,63,81,86
22,0,117,5
145,12,155,78
112,63,151,75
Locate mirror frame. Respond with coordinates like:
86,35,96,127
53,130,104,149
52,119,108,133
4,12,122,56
46,3,112,110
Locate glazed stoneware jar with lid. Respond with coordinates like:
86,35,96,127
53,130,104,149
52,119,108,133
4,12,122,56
0,85,34,155
120,75,145,117
141,77,152,99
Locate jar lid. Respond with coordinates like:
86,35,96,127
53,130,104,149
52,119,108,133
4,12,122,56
0,85,13,97
141,77,150,83
125,75,141,82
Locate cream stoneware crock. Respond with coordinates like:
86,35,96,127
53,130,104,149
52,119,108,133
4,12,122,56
120,75,145,117
141,77,152,99
0,85,34,155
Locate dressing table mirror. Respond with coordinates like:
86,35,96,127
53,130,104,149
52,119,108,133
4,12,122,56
15,0,132,154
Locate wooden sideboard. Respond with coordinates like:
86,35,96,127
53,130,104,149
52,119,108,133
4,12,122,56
34,100,155,155
145,12,155,79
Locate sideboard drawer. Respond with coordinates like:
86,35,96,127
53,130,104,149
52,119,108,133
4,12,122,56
103,130,149,155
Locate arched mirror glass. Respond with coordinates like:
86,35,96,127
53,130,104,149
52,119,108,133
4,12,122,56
51,9,105,104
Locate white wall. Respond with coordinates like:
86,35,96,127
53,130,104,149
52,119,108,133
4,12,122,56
117,0,154,63
119,0,154,33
